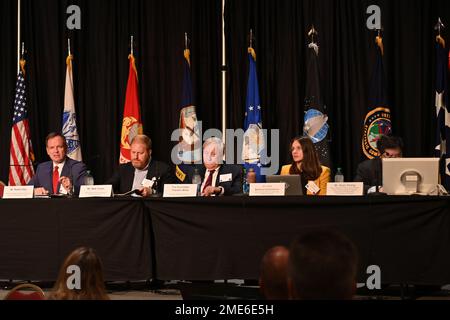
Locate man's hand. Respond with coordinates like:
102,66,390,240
202,186,221,197
34,187,49,196
139,187,152,197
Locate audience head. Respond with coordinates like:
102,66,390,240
45,132,68,164
289,136,322,180
377,135,403,158
259,246,290,300
130,134,152,170
203,137,224,170
288,230,358,300
48,246,109,300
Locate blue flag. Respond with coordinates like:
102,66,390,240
434,40,450,190
362,35,392,159
242,48,265,182
177,48,201,165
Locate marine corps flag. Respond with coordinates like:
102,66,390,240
119,52,143,163
177,43,201,164
303,38,331,168
62,51,82,161
434,33,450,190
242,46,266,182
362,34,392,159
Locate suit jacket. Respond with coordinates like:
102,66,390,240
280,165,330,196
28,157,87,195
354,158,382,194
107,159,175,194
179,164,243,196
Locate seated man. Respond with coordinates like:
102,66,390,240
178,137,242,196
354,135,403,194
107,134,175,196
28,132,87,196
288,230,358,300
259,246,290,300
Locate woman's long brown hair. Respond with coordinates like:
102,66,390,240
48,247,109,300
289,136,322,180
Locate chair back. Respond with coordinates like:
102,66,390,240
4,284,46,300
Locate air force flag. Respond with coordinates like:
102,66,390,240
242,47,266,182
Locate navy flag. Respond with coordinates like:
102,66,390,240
303,41,331,168
362,35,392,159
434,36,450,189
242,47,265,182
175,41,202,182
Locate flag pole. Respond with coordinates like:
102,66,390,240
221,0,226,147
17,0,21,75
308,25,317,44
130,35,134,56
435,18,445,47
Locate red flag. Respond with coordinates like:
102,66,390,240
119,54,143,163
9,59,35,185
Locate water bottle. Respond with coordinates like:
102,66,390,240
334,167,344,183
84,170,95,185
192,168,202,196
242,168,249,195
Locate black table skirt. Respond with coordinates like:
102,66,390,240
1,196,450,285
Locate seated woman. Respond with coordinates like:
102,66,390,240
281,137,330,195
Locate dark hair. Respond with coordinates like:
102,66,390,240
45,132,67,149
288,230,358,300
48,247,109,300
289,137,322,180
376,135,403,155
259,246,290,300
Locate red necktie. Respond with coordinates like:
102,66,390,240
53,165,59,194
202,170,215,193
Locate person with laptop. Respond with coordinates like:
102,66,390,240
280,136,330,195
354,135,403,194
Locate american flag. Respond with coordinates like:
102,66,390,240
8,60,35,185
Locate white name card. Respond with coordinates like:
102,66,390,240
249,183,286,196
79,185,113,198
326,182,364,196
3,186,34,199
163,184,198,198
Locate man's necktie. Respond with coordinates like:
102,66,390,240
53,166,59,194
202,170,215,193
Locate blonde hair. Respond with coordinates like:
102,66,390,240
131,134,152,150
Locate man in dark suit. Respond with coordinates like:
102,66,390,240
354,135,403,194
177,137,242,196
107,134,175,196
28,132,87,195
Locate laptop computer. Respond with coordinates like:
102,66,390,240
266,175,303,196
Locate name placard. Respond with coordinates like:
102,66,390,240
249,183,286,196
3,186,34,199
326,182,364,196
79,185,113,198
163,184,198,198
